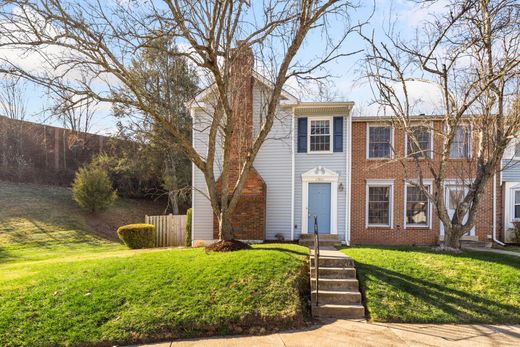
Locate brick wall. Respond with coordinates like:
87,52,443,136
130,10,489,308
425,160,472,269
212,45,266,240
350,120,498,245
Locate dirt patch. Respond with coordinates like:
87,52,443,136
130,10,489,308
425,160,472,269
205,239,252,252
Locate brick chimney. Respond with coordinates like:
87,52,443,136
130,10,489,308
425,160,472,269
213,44,266,240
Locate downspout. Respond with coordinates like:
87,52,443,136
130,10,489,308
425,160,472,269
291,112,295,241
493,172,506,246
345,111,352,246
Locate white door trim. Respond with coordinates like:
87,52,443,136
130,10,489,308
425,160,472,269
301,166,338,234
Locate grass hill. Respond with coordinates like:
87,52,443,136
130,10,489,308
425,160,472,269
0,180,163,263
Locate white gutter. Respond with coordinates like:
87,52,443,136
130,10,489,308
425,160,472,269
345,113,352,246
493,172,506,246
290,113,295,241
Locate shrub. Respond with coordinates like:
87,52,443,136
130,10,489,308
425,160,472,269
117,224,156,249
72,166,117,212
185,208,192,247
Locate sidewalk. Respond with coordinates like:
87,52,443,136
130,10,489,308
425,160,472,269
138,319,520,347
463,246,520,257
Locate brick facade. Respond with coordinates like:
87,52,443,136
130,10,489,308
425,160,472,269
350,120,498,245
212,45,266,240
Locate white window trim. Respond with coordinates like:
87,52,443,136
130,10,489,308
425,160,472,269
448,123,473,159
404,180,433,229
301,166,338,234
307,116,333,154
365,179,394,228
511,187,520,221
366,123,394,160
405,123,434,159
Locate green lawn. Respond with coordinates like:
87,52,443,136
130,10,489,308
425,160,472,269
0,181,309,346
341,247,520,323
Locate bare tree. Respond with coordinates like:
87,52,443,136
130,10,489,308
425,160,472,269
362,0,520,248
0,76,28,171
49,90,96,136
0,0,362,242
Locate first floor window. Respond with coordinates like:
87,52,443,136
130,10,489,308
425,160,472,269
406,185,430,226
367,185,391,226
515,190,520,219
309,119,331,152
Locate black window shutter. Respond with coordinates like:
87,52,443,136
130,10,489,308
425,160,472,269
333,116,343,152
297,117,307,153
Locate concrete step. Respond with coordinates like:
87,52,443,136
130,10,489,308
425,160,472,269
311,267,356,279
311,278,359,291
299,240,341,247
310,256,355,268
311,290,361,304
311,304,365,319
300,234,340,241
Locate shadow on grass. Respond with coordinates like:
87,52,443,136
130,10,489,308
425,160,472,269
355,262,520,323
250,244,309,257
340,245,520,268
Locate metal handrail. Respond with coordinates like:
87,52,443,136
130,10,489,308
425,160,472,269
313,216,319,307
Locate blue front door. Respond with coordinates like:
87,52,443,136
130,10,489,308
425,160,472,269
308,183,331,234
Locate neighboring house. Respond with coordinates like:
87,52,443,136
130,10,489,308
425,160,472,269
350,117,498,245
501,139,520,242
190,49,505,246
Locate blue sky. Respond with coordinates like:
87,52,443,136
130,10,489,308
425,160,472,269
11,0,445,134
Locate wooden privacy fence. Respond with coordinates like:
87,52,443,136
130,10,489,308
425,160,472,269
145,214,187,247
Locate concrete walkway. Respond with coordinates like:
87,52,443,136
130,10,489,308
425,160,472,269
138,319,520,347
463,247,520,257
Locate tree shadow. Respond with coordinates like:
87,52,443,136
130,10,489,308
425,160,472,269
340,245,520,268
250,244,310,257
356,261,520,323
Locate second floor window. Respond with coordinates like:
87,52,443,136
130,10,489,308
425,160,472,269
449,125,471,158
368,126,392,159
309,119,331,152
407,126,431,158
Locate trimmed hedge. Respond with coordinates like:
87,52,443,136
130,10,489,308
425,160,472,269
185,208,192,247
117,224,156,249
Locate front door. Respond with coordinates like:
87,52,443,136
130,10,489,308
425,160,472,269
307,183,331,234
441,184,475,236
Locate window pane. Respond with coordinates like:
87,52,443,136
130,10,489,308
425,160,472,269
407,127,431,158
310,120,331,152
369,127,391,158
448,188,464,209
515,205,520,219
515,142,520,158
515,190,520,204
406,186,429,225
450,126,470,158
368,186,390,225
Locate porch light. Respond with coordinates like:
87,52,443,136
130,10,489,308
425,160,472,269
338,183,344,192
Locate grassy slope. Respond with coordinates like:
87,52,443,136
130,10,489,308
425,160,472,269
0,181,310,346
0,180,162,263
341,247,520,323
0,244,309,346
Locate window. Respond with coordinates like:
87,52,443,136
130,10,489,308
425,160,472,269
367,184,392,226
309,118,331,152
407,126,431,158
514,141,520,158
368,126,392,159
514,190,520,219
406,185,430,227
448,187,465,209
449,125,471,158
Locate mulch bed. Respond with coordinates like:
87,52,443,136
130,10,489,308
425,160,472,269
205,239,251,252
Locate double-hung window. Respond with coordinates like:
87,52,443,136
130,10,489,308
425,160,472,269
405,184,430,227
368,125,392,159
309,118,331,152
514,141,520,159
407,126,432,158
514,190,520,220
366,181,393,227
449,125,471,158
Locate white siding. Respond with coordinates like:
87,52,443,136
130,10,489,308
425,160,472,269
293,115,348,241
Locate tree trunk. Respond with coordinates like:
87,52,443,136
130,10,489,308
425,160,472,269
218,212,234,240
444,226,462,249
